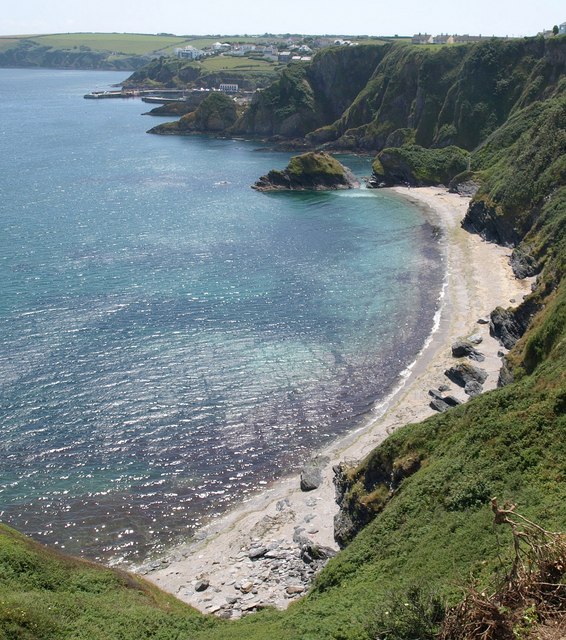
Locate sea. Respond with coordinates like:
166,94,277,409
0,69,444,565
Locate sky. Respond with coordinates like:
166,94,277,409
1,0,565,38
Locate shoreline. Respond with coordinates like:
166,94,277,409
139,186,532,617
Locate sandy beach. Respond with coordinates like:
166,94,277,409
139,186,532,617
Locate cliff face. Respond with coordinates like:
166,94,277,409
310,38,565,152
229,38,566,154
148,92,240,135
233,45,388,138
136,38,565,153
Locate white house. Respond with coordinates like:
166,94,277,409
412,33,433,44
559,22,566,35
175,46,205,60
219,83,239,94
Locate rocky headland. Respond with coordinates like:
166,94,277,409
148,92,241,135
252,151,359,191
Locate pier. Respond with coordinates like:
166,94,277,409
84,89,188,100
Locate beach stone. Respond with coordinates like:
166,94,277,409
239,580,254,593
451,339,476,357
301,551,314,564
286,585,305,595
468,333,483,344
293,527,310,547
300,545,336,561
451,339,485,361
300,464,324,491
248,546,267,560
206,604,222,613
445,362,488,387
194,579,210,592
430,397,451,412
477,317,489,324
465,380,483,397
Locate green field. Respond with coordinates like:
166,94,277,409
200,55,278,73
1,33,287,56
0,37,27,51
184,37,263,49
31,33,193,55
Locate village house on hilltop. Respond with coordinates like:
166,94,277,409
412,32,487,45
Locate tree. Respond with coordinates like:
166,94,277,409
553,25,559,36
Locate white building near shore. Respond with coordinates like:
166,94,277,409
175,46,205,60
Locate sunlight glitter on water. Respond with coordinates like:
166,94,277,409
0,69,443,564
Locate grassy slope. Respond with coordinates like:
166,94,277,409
286,152,345,177
32,33,191,55
0,33,192,56
200,55,278,73
0,524,216,640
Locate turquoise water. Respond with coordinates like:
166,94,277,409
0,69,443,564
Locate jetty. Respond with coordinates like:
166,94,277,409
84,89,188,100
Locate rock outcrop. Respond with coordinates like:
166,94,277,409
462,198,522,247
253,152,359,192
300,457,329,492
368,145,470,188
333,451,422,548
444,362,488,387
451,339,485,362
148,92,240,135
489,298,540,350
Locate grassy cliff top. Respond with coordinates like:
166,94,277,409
286,151,347,177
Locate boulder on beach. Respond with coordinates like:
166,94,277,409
429,391,462,413
194,578,210,592
300,456,329,491
445,362,488,387
451,339,485,361
465,380,484,397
